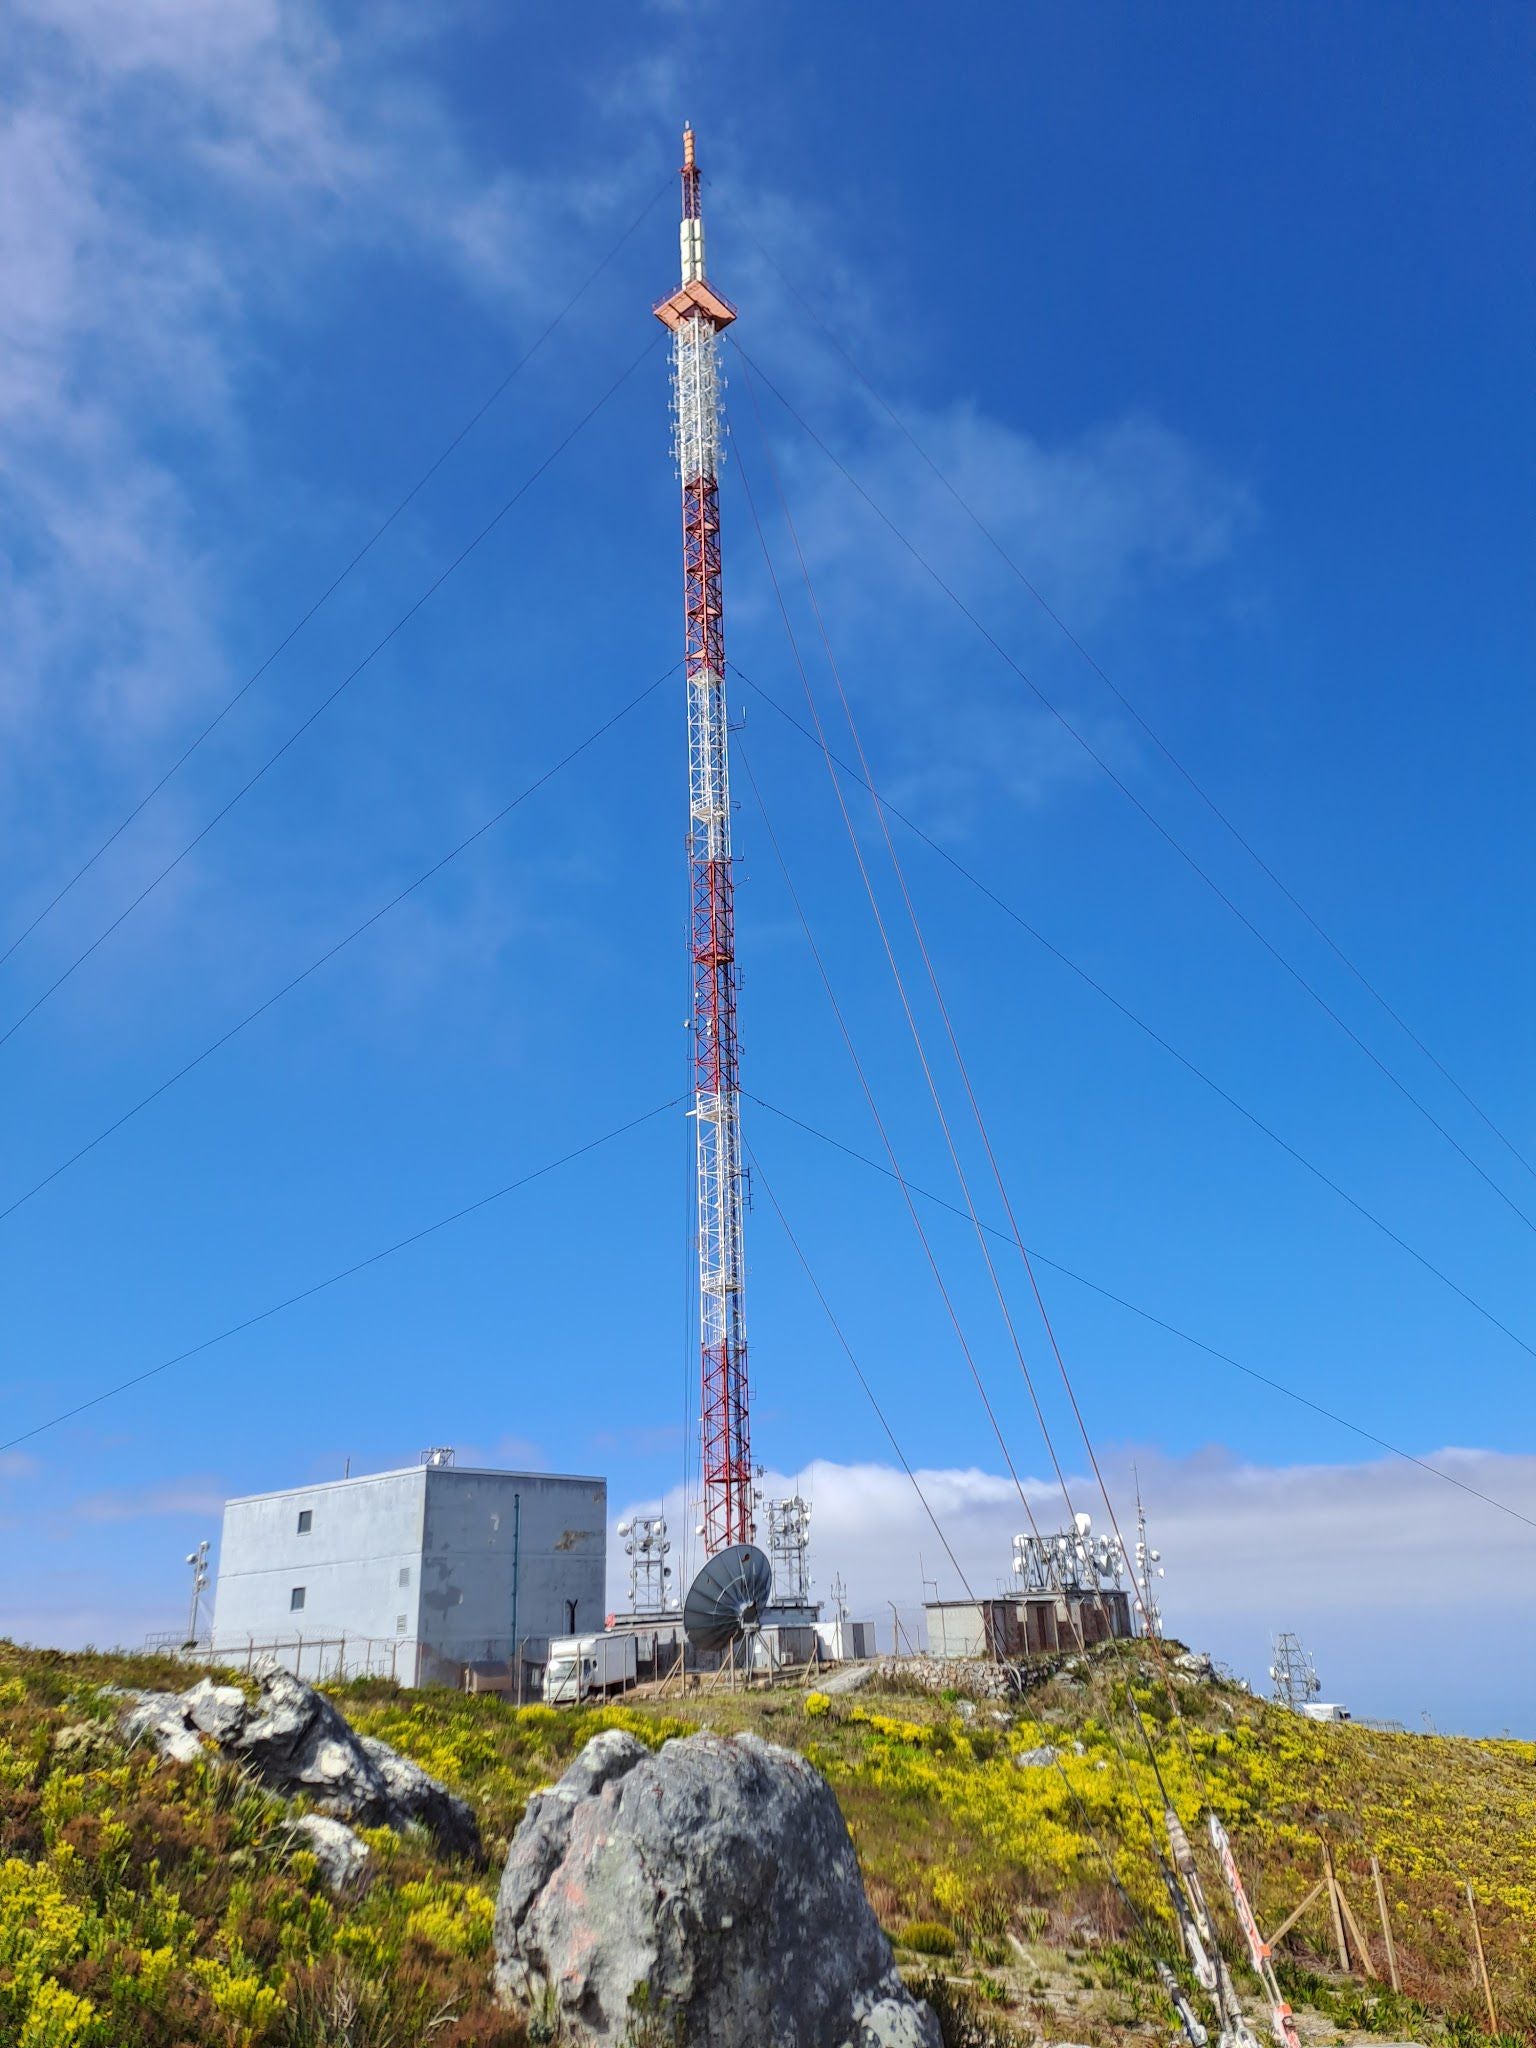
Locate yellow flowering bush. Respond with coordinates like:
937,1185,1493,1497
17,1978,100,2048
2,1636,1532,2043
0,1858,89,2030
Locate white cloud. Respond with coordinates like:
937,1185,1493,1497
724,379,1254,831
616,1443,1536,1732
0,1,661,797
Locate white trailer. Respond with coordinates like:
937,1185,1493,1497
543,1632,637,1705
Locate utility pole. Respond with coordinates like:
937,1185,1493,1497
183,1539,210,1649
654,127,752,1557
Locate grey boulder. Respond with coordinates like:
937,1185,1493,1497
290,1813,372,1895
184,1678,249,1743
359,1733,481,1859
118,1668,479,1861
120,1690,205,1764
494,1727,940,2048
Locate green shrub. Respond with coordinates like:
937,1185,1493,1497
898,1920,958,1957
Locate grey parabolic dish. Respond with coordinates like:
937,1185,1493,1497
682,1543,774,1651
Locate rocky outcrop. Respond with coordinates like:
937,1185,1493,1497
493,1727,941,2048
117,1668,480,1867
1171,1648,1217,1682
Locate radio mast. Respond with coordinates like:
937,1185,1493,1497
654,128,752,1556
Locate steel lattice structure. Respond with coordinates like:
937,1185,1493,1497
655,129,752,1556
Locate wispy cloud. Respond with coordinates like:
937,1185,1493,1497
71,1479,226,1523
0,1,658,799
730,393,1254,831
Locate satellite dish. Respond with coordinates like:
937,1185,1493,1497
683,1543,773,1652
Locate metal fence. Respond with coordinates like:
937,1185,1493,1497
207,1634,421,1684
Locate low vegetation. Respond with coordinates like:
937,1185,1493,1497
0,1639,1531,2046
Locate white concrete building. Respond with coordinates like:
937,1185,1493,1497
211,1456,606,1686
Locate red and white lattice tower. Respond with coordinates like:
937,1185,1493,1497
654,128,752,1556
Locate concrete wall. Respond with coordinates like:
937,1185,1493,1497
926,1590,1136,1662
212,1468,426,1674
926,1601,994,1659
417,1468,606,1683
211,1464,607,1687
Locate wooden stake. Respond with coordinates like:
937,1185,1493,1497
1322,1842,1350,1973
1336,1886,1377,1980
1466,1882,1498,2036
1269,1879,1327,1947
1371,1856,1400,1994
703,1641,735,1696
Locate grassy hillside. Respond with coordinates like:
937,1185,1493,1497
1,1638,1531,2047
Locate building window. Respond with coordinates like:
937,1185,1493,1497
296,1509,313,1534
398,1566,411,1588
395,1614,408,1635
290,1586,306,1612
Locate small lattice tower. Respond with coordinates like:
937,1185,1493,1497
1269,1631,1322,1708
766,1494,812,1605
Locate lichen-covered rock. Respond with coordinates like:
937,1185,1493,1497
116,1669,479,1862
120,1690,205,1764
289,1813,373,1895
359,1734,481,1860
1172,1649,1216,1682
493,1727,941,2048
184,1678,248,1743
236,1670,394,1814
1012,1744,1060,1769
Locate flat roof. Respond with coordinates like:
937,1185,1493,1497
224,1464,606,1508
924,1593,1063,1610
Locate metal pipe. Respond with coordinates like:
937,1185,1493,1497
509,1490,521,1685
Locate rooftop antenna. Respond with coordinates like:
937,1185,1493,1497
654,127,752,1559
766,1494,812,1605
1131,1468,1164,1638
1012,1511,1123,1594
619,1514,676,1613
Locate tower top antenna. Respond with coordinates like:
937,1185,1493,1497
656,124,732,327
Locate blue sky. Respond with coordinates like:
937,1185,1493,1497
0,2,1531,1729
